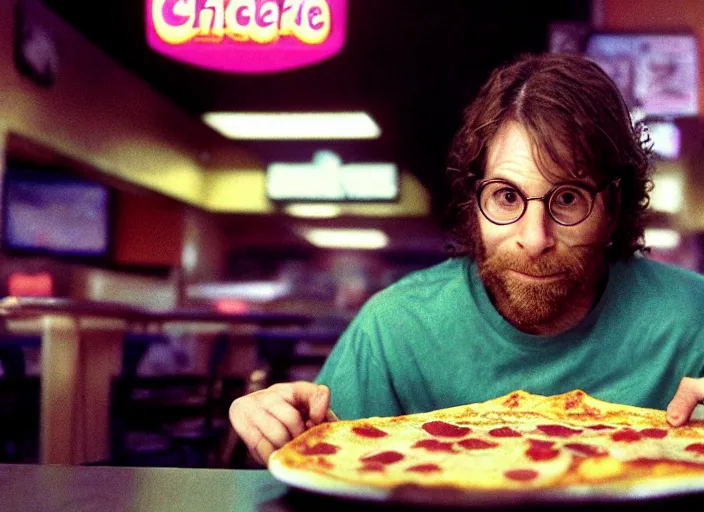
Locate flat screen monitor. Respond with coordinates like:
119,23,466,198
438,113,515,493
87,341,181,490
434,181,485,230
584,32,699,117
2,168,111,259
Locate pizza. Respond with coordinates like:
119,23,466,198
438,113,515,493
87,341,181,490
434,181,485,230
268,390,704,500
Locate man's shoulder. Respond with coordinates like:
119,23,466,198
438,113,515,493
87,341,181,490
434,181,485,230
616,256,704,300
620,256,704,283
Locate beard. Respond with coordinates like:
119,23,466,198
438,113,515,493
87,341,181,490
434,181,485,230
475,238,607,332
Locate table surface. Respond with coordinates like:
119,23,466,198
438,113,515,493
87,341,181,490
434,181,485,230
3,465,704,512
0,297,313,326
0,465,286,512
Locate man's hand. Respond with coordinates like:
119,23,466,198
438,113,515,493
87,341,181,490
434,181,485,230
229,382,334,465
667,377,704,426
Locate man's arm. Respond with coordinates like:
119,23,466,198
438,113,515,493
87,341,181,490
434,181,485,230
666,377,704,426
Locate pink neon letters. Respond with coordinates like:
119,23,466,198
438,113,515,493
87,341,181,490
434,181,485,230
146,0,347,73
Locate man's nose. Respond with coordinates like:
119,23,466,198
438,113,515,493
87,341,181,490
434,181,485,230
515,200,556,258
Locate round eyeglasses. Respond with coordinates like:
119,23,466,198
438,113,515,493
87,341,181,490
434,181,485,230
475,178,619,227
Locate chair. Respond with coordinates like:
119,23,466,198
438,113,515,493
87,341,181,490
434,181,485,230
109,333,246,468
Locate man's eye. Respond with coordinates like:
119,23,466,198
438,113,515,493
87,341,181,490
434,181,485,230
553,188,586,207
556,191,576,205
496,188,519,204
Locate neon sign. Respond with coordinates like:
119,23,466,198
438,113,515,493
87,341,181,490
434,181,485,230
146,0,347,73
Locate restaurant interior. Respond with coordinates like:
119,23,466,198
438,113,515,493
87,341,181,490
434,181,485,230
0,0,703,473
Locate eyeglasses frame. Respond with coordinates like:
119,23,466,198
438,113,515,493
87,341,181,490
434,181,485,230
471,175,621,227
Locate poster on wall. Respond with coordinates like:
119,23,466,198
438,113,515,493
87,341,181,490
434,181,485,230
585,32,699,117
146,0,347,73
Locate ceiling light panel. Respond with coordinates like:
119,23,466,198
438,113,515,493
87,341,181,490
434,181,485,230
300,228,388,249
202,112,381,140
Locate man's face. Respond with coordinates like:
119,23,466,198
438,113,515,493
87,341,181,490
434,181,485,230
475,121,615,333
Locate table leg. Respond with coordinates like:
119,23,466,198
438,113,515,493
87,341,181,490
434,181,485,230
40,315,80,464
78,319,125,464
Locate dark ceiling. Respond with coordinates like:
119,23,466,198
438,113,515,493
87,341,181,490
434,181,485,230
42,0,591,217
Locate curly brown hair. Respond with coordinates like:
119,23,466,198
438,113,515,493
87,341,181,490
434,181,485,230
445,53,653,261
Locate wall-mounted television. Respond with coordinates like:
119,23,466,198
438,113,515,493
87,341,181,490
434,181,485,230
584,32,699,117
1,167,111,259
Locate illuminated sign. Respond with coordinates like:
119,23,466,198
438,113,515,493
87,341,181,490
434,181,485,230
146,0,347,73
266,150,399,202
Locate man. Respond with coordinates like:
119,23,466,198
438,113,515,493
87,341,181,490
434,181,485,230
229,53,704,466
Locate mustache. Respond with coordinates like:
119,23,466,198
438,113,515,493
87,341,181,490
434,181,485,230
483,250,587,278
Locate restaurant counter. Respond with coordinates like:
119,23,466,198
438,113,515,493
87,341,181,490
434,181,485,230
2,464,704,512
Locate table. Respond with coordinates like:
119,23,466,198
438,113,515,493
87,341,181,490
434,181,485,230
0,465,285,512
0,297,312,465
2,466,704,512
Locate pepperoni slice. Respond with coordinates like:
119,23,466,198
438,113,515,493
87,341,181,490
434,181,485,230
489,427,522,438
526,446,560,461
564,443,608,457
358,462,385,472
537,425,583,437
406,463,442,473
412,439,455,452
611,428,641,443
527,439,555,449
685,443,704,455
301,442,339,455
422,421,471,437
586,424,616,430
458,438,499,450
360,451,404,465
640,428,667,439
352,425,388,438
504,469,539,481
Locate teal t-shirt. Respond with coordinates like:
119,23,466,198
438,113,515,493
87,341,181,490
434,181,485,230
315,256,704,419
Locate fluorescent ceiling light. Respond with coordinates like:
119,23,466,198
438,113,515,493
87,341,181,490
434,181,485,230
300,228,388,250
650,172,684,214
283,204,342,218
202,112,381,140
644,228,681,249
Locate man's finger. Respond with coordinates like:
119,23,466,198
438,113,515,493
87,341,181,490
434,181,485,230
667,377,704,426
254,436,277,465
231,415,267,463
270,382,331,424
250,408,294,448
270,381,321,407
262,395,306,438
308,385,331,424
